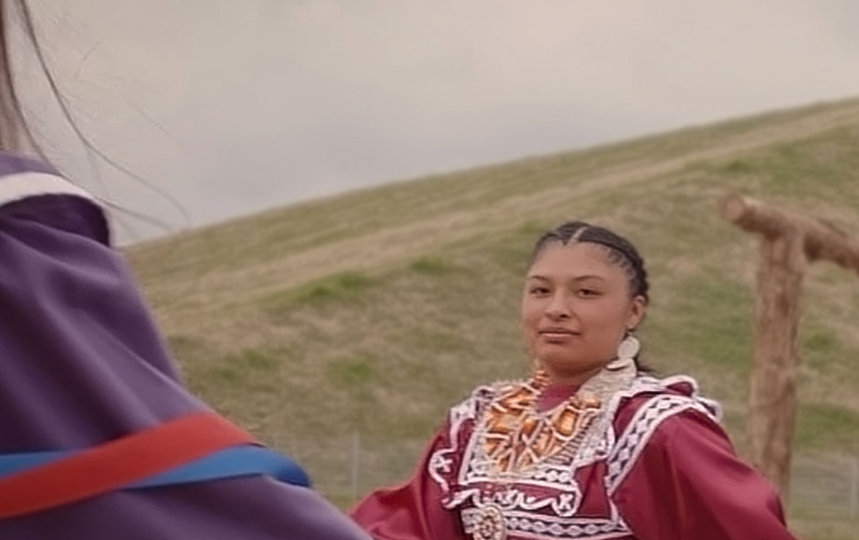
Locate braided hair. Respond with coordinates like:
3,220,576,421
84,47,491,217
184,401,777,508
529,221,650,306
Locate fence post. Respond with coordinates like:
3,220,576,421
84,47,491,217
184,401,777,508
850,455,858,520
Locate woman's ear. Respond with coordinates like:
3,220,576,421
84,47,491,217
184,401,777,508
626,295,646,331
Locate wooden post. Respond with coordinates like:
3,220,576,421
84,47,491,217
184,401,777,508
748,231,805,500
719,193,859,501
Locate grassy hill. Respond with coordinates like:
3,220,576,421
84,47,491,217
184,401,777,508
128,97,859,540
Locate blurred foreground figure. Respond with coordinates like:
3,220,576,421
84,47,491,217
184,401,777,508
0,1,368,534
0,153,370,539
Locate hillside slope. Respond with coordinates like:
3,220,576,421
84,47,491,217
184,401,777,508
128,97,859,539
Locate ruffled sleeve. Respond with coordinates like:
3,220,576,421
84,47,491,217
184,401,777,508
349,422,467,540
612,409,798,540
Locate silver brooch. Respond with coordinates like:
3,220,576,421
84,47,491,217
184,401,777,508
473,504,506,540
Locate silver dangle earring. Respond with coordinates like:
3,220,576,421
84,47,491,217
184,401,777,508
606,334,639,371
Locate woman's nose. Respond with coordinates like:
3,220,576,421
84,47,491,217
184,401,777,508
544,292,572,319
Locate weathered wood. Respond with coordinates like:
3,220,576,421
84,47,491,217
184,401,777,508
748,233,805,500
720,193,859,272
719,192,859,501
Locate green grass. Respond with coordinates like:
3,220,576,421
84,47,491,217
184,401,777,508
127,96,859,540
292,271,376,305
409,255,457,276
795,403,859,452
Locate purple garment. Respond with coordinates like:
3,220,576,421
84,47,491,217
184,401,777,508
0,152,369,539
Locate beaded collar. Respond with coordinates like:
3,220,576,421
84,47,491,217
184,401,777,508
482,361,637,474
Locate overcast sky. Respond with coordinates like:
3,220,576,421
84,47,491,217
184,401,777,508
14,0,859,242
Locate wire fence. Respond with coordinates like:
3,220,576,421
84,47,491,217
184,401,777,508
790,453,859,521
282,434,858,536
282,434,425,509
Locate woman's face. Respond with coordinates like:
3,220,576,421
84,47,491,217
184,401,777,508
521,241,645,383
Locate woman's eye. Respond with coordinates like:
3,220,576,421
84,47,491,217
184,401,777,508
530,287,550,295
578,289,599,297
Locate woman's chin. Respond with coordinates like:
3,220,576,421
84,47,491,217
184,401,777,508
538,355,603,379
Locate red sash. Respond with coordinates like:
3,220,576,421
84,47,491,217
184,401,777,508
0,412,256,520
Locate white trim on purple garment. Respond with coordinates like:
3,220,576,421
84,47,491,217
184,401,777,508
0,172,97,210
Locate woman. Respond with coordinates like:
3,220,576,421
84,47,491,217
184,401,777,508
0,2,369,538
350,222,799,539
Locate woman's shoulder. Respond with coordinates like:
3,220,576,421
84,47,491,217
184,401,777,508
446,373,722,424
0,151,108,245
603,374,725,493
612,373,722,423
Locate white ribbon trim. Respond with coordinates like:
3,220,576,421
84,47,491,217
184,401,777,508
0,172,97,210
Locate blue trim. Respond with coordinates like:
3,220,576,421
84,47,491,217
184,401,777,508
0,445,310,489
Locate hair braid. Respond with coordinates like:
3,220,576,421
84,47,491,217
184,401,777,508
530,221,649,305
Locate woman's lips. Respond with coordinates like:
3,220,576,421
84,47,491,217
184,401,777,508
538,329,580,342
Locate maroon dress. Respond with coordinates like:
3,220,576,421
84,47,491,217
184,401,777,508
351,373,798,540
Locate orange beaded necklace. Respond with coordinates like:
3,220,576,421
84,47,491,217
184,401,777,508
482,370,602,473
